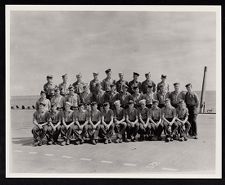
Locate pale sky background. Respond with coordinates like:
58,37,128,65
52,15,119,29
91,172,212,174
10,11,216,96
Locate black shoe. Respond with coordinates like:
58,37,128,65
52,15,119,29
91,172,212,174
165,137,170,142
108,139,112,143
184,137,188,141
47,141,53,145
157,136,162,141
193,136,198,139
66,140,70,145
104,139,108,144
91,140,96,145
33,141,39,147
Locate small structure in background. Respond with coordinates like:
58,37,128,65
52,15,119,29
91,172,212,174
22,105,25,109
200,66,207,113
11,106,14,109
27,106,31,110
32,105,35,109
16,105,19,109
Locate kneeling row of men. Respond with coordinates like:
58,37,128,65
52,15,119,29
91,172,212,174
32,98,191,146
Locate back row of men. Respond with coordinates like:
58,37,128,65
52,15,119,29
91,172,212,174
33,69,199,146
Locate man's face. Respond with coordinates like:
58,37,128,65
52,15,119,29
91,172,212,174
41,93,46,99
92,104,97,110
147,87,153,93
119,74,123,80
93,74,98,80
39,105,45,111
174,85,180,92
153,103,158,108
55,90,60,95
63,76,68,82
65,105,70,111
134,88,139,94
107,72,112,78
133,75,138,81
186,86,191,92
129,103,134,109
69,89,74,95
146,74,150,80
111,86,116,92
79,105,84,111
84,86,88,92
104,104,109,110
51,105,57,111
47,78,53,83
115,104,120,109
122,87,127,93
77,76,81,81
161,77,166,82
141,103,145,109
165,101,170,107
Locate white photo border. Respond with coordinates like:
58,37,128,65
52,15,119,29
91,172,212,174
5,5,222,178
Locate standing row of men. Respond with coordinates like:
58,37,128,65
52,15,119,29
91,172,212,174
33,69,199,146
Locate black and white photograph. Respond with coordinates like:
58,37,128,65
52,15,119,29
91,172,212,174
6,5,221,178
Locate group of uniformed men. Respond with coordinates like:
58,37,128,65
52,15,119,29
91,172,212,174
32,69,199,146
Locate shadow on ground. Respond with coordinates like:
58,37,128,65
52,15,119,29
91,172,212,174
12,137,33,146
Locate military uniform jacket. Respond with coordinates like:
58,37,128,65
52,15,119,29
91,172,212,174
156,81,169,92
185,92,199,114
101,78,115,92
89,79,100,95
80,91,93,105
58,82,69,96
149,107,161,121
141,79,156,93
117,92,133,107
72,81,85,94
128,80,142,94
116,80,129,93
43,82,56,96
64,93,80,107
49,110,62,125
176,107,189,120
35,98,51,111
51,95,65,109
33,110,50,124
169,91,184,107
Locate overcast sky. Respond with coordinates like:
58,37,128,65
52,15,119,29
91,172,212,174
10,11,216,96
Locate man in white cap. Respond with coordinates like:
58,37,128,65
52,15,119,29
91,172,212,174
64,85,80,109
101,69,116,92
128,72,142,94
90,72,100,95
113,100,127,143
169,82,185,108
138,99,151,141
141,72,156,93
157,74,169,92
32,102,50,146
35,91,51,112
72,73,86,95
43,75,56,100
116,72,128,93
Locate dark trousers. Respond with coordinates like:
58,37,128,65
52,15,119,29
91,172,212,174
177,120,191,138
32,125,48,142
139,120,151,136
98,123,115,140
61,124,82,141
114,122,127,139
146,104,152,109
47,125,61,142
126,122,140,139
150,120,164,137
158,104,165,108
188,114,198,136
163,118,179,137
82,123,99,140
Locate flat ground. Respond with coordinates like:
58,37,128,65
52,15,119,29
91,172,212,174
9,110,216,174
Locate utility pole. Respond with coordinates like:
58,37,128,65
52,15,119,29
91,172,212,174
200,66,207,113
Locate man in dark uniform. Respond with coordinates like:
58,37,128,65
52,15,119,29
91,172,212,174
92,83,105,111
185,83,199,139
89,72,100,95
161,99,178,142
169,82,184,108
103,84,119,109
117,84,133,109
101,69,116,92
128,72,142,94
116,72,129,93
113,100,127,143
126,100,139,142
47,103,62,145
100,102,114,144
141,72,156,93
149,100,163,140
176,100,191,141
72,73,86,95
138,99,151,141
59,74,69,96
32,102,50,146
157,74,169,92
43,75,56,100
